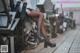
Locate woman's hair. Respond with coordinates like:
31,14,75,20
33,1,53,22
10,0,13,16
21,0,25,1
21,0,27,2
21,0,24,1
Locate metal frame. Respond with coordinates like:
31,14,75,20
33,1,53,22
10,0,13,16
0,0,10,28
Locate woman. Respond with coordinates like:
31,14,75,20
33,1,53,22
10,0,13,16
20,0,56,48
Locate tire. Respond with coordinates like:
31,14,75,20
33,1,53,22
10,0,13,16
22,19,39,49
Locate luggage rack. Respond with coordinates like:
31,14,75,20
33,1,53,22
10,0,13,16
0,0,20,53
0,11,20,53
0,0,27,53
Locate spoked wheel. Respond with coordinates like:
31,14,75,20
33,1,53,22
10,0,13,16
22,20,39,49
24,34,39,49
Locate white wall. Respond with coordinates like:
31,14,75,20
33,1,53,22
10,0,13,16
51,0,80,25
51,0,80,8
73,12,80,25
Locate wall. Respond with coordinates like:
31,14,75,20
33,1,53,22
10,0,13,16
51,0,80,25
73,12,80,25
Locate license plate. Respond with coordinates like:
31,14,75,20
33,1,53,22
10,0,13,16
0,45,8,52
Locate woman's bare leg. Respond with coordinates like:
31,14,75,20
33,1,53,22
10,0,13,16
27,10,49,38
27,10,43,33
27,10,56,47
40,17,48,38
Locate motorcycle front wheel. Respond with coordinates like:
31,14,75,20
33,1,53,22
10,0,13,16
23,19,39,49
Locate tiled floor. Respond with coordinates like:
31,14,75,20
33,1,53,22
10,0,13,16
68,29,80,53
54,27,80,53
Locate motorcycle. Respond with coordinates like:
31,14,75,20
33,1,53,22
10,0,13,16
22,15,44,49
23,17,38,49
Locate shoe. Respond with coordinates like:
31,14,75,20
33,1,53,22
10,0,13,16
44,40,56,48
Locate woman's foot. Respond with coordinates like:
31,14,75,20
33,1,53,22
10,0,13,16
44,40,56,48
